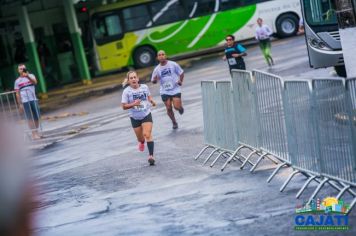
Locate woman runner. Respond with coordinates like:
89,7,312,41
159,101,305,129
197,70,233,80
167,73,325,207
121,71,156,165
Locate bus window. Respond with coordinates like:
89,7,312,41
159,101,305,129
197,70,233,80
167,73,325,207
93,13,123,45
122,5,151,31
220,0,270,11
303,0,337,25
149,0,187,26
183,0,216,18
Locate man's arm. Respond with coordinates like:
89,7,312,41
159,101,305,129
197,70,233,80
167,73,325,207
266,25,273,36
25,74,37,85
15,91,22,105
151,69,159,84
232,44,247,58
151,75,159,84
15,91,24,113
178,73,184,86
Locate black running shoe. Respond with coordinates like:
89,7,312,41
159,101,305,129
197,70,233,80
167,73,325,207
172,122,178,129
178,107,184,115
148,157,155,166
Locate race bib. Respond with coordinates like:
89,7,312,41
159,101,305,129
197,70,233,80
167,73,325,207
228,58,237,65
163,81,174,90
133,101,148,111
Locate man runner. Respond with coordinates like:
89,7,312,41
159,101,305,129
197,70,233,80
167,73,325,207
151,50,184,129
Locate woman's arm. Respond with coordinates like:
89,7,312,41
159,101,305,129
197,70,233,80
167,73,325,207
148,95,156,107
122,99,141,110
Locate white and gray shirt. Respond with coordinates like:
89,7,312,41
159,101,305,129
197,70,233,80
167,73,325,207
255,24,273,41
151,60,184,96
121,84,151,120
14,74,37,103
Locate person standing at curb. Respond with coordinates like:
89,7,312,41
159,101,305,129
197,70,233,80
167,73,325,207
223,34,247,73
255,18,274,67
151,50,184,130
14,64,42,140
298,18,305,35
122,71,156,165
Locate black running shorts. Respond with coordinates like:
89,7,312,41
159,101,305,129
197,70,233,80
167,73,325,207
130,113,153,128
161,93,181,102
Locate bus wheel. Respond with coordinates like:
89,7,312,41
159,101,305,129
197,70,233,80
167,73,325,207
334,65,347,78
276,14,298,38
133,46,156,68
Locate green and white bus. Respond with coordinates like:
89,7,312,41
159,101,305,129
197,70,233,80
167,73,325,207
300,0,346,77
89,0,302,72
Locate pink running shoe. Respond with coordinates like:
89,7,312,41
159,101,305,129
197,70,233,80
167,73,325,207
138,142,145,152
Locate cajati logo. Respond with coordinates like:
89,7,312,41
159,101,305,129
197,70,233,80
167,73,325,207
294,197,350,231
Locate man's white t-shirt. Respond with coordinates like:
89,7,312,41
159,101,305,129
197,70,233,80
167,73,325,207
14,74,37,103
151,60,184,96
255,24,273,40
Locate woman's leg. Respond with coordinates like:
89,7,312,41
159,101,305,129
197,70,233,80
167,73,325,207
142,121,155,164
133,126,144,143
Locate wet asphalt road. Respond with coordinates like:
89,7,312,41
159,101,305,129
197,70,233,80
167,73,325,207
32,36,356,236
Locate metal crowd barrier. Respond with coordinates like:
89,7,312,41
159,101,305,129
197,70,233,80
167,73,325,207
282,79,322,198
220,70,278,172
196,80,242,167
0,91,21,121
196,70,356,214
0,90,42,140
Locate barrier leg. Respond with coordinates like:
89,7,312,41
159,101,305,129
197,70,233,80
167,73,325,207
322,180,342,192
207,151,225,167
239,150,258,170
195,145,213,160
345,187,356,197
221,145,244,172
210,151,230,168
202,148,220,166
308,178,329,204
265,155,279,165
280,170,300,192
346,197,356,215
336,185,351,200
267,162,288,183
296,175,317,199
250,152,268,172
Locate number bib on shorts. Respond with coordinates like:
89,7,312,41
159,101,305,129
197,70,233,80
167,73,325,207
228,58,237,66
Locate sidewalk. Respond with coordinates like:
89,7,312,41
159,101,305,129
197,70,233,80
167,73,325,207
39,58,194,114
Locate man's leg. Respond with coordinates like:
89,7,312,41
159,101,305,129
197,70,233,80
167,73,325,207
172,94,184,115
266,41,274,65
260,42,270,66
31,101,41,139
164,98,178,129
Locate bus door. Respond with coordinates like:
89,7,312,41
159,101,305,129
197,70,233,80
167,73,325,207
92,12,127,71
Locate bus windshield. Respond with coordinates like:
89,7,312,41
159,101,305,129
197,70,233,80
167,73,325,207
303,0,337,26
